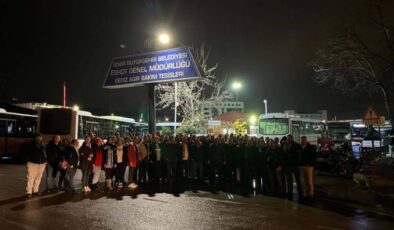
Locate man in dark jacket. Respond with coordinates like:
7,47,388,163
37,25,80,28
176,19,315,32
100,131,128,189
190,137,204,181
25,134,47,198
64,139,80,193
45,135,63,192
283,135,302,199
163,136,178,184
299,136,317,198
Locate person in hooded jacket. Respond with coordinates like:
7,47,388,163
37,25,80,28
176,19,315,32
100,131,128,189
126,137,139,189
114,137,127,188
91,138,104,190
64,139,79,193
103,136,116,190
79,135,95,192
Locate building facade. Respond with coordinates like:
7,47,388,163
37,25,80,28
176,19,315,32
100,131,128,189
200,101,244,120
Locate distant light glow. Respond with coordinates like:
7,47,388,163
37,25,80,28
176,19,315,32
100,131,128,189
353,124,366,128
73,105,79,111
249,115,257,125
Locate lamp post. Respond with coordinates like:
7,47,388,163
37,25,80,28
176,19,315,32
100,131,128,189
174,81,178,134
263,99,268,115
147,32,172,135
156,32,178,134
232,81,242,101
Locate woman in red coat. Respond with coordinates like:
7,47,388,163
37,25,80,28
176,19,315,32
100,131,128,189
126,137,138,189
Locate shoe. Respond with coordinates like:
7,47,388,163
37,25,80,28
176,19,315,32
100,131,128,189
25,193,33,198
32,192,42,196
128,183,138,189
118,182,123,188
82,186,89,193
86,186,92,192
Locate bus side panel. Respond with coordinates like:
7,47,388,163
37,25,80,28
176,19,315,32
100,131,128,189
0,137,5,156
71,111,78,140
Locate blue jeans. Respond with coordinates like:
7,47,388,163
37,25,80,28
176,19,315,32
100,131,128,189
45,164,56,190
64,168,77,191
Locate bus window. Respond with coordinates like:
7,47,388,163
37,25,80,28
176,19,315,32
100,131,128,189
259,118,289,135
0,120,6,137
7,120,16,136
79,115,100,139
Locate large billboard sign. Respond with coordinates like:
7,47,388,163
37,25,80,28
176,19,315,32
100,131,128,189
103,47,204,89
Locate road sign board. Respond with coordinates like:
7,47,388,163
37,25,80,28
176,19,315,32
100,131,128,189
362,106,385,125
103,47,204,89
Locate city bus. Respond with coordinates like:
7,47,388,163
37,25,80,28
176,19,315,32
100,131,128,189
156,122,182,135
258,113,324,145
37,108,139,142
0,108,37,161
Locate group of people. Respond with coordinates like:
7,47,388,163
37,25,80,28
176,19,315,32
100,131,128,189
25,132,317,201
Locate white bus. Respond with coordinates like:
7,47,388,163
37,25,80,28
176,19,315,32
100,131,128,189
0,108,37,160
258,113,324,145
37,108,140,142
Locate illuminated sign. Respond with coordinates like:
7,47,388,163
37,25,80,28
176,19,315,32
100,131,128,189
103,47,204,88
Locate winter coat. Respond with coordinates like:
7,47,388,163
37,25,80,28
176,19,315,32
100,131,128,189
299,143,317,167
27,142,47,164
46,140,63,166
138,143,148,160
283,142,301,167
103,143,116,169
126,144,138,168
65,146,79,168
190,143,204,162
163,143,178,162
79,142,95,169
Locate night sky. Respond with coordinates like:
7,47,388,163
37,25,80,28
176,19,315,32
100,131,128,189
1,0,393,120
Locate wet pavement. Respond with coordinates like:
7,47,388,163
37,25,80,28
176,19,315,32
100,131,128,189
1,165,394,230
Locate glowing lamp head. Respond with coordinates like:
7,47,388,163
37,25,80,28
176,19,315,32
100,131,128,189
232,82,242,90
158,33,170,45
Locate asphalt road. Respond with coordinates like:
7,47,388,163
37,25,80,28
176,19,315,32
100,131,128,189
0,165,393,230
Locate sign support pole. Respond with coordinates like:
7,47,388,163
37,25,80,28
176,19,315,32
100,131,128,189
174,82,177,134
148,83,156,135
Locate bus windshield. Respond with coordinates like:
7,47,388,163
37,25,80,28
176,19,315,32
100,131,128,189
39,109,72,135
259,118,289,135
327,123,351,142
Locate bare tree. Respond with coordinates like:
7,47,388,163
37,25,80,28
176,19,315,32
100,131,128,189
156,45,232,128
311,0,394,124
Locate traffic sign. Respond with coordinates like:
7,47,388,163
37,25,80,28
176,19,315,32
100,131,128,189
362,106,385,125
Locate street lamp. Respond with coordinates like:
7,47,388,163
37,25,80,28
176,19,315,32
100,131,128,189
249,115,257,125
158,32,171,46
263,99,268,115
157,32,178,133
165,117,169,122
232,81,242,101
